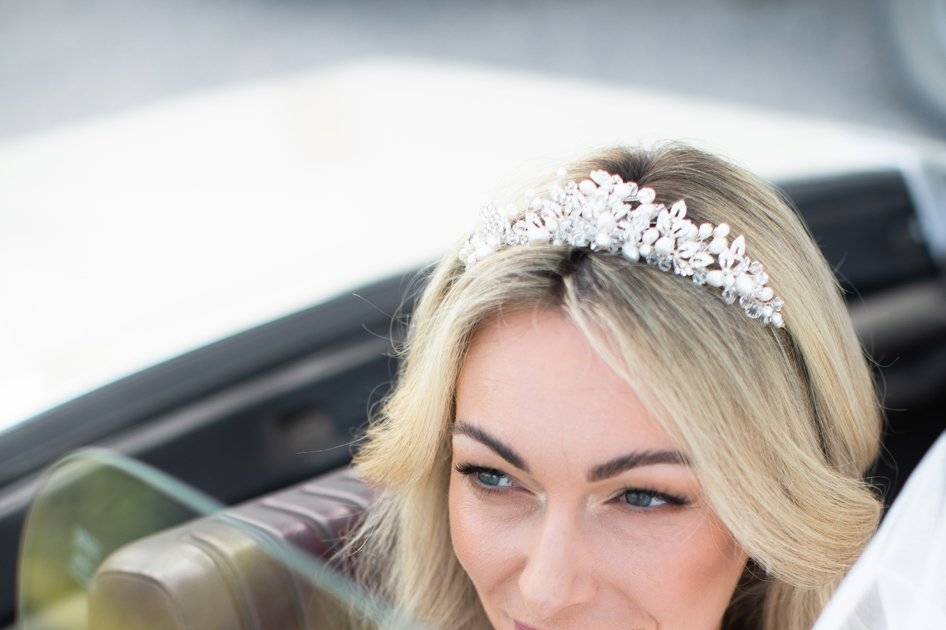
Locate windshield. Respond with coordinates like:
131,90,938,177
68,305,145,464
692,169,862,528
17,448,425,629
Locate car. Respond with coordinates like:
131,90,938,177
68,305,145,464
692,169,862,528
2,60,946,628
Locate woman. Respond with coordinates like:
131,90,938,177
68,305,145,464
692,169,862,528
336,142,885,629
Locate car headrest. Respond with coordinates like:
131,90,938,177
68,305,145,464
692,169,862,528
87,465,377,630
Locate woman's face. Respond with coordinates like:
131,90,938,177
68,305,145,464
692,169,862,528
448,308,747,630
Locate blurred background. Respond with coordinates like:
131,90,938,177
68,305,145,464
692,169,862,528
0,0,946,428
3,1,946,627
2,0,946,433
3,0,946,141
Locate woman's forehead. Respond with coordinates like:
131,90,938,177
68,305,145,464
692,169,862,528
456,308,678,456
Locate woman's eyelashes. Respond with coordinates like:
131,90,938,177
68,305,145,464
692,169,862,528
455,463,519,495
454,463,690,510
619,488,687,508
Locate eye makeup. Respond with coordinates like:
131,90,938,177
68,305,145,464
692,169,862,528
456,463,521,494
454,463,690,511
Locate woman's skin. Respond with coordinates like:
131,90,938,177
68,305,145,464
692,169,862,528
448,307,748,630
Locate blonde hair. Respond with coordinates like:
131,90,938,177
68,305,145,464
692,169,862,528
335,142,885,630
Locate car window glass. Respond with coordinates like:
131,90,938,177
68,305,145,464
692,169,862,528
18,449,425,630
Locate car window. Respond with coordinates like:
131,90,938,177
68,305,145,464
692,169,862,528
18,449,425,629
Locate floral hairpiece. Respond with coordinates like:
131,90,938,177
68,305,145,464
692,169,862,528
458,168,786,329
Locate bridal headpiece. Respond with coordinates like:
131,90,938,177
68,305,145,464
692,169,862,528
458,168,786,329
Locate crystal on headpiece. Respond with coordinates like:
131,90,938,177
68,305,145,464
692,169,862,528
458,169,786,329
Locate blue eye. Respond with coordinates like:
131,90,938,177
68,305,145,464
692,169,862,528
621,490,668,508
455,463,516,493
476,469,513,488
618,488,686,510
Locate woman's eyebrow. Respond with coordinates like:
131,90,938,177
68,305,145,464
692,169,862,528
452,420,530,472
452,420,690,481
587,450,690,482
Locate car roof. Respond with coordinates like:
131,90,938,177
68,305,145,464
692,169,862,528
3,57,946,431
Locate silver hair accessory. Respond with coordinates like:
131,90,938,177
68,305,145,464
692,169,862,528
458,168,786,329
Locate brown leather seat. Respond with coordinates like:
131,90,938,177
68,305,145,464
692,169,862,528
87,466,377,630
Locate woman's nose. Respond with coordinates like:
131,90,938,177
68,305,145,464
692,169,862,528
517,506,598,621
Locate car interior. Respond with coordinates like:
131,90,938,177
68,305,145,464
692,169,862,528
2,165,946,628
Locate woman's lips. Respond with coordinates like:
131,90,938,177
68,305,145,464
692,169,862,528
514,621,544,630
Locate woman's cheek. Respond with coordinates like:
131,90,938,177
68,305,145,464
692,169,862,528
663,516,747,622
594,509,745,625
448,478,526,587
